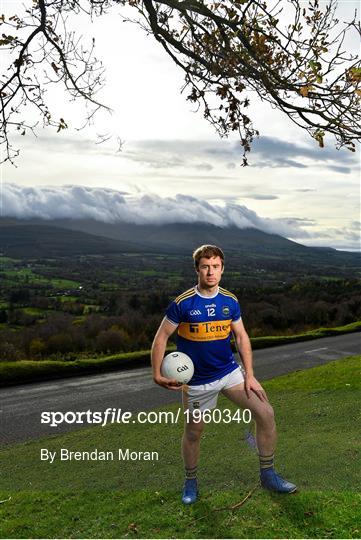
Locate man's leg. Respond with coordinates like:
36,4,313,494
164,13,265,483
181,416,204,504
222,383,276,455
222,383,297,493
181,380,220,503
182,416,204,470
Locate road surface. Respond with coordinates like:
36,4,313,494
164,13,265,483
0,333,359,445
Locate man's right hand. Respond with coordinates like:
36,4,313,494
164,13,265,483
153,374,183,391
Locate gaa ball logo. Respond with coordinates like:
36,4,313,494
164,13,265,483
177,364,189,373
161,352,194,383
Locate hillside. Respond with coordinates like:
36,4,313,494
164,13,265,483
0,218,359,269
0,224,146,257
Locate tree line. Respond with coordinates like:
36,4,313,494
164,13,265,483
0,278,359,361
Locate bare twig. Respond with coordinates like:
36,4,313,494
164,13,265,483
1,0,360,164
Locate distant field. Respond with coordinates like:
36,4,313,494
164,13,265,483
3,269,49,284
2,269,79,288
1,254,360,366
50,278,80,288
22,307,48,315
57,296,79,303
99,282,120,290
0,256,20,263
136,270,159,277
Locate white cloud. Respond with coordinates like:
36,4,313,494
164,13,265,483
2,183,308,239
11,133,357,174
3,184,360,250
120,137,359,174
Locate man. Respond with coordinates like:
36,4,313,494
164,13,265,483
151,245,296,504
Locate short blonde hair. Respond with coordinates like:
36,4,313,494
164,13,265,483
192,245,225,269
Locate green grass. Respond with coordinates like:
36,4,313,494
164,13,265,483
4,269,35,277
83,304,100,314
1,269,80,289
57,295,79,303
22,307,48,315
136,270,160,277
0,256,20,264
0,349,157,385
99,282,119,290
251,321,361,349
0,356,360,538
49,278,80,288
3,269,48,285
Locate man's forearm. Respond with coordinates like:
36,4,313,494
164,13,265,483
151,337,167,377
236,335,254,377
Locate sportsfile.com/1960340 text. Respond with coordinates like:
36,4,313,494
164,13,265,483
40,407,252,427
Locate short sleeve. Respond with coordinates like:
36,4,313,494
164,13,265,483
165,300,181,326
232,298,242,323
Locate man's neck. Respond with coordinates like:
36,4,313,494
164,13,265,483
196,284,219,297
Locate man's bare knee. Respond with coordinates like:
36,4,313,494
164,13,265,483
184,420,204,443
253,403,275,427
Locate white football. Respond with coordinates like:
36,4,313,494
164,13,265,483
161,351,194,384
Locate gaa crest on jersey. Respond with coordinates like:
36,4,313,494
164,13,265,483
190,309,202,316
222,305,230,316
193,401,200,409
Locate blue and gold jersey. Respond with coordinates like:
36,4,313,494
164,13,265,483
165,286,241,385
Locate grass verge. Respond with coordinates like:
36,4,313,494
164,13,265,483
251,320,361,349
0,355,360,538
0,321,360,387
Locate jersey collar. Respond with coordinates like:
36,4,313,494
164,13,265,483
194,285,219,299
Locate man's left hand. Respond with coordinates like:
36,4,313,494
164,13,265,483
245,374,268,402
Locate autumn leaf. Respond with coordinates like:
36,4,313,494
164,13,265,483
348,67,361,83
300,85,313,97
309,60,321,72
313,129,325,148
56,118,68,133
127,522,138,533
0,34,16,46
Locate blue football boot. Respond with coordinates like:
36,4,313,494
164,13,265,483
260,468,297,494
181,478,198,504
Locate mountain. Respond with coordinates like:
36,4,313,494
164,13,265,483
42,219,302,253
0,223,147,258
0,218,359,269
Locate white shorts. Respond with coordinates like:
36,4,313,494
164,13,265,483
182,366,245,413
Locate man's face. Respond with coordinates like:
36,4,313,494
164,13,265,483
197,256,224,289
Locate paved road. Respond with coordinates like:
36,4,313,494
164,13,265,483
0,333,359,446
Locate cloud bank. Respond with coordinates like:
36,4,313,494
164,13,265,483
16,133,358,174
122,136,358,173
2,183,309,239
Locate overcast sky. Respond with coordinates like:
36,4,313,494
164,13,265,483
1,0,360,251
